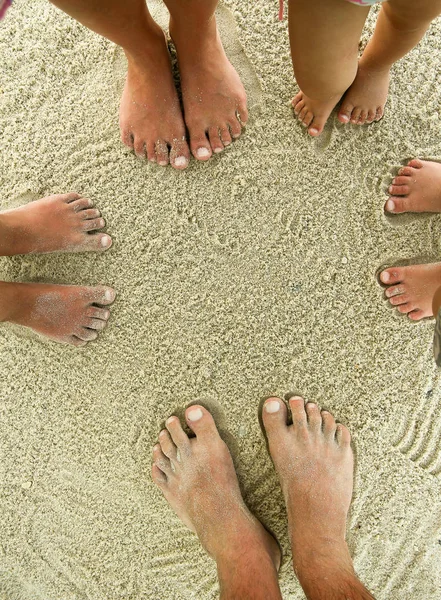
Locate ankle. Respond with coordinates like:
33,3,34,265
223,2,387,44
0,281,22,323
169,15,218,48
123,24,167,67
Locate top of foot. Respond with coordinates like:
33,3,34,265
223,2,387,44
384,159,441,214
338,64,389,126
0,194,112,256
292,90,342,137
152,405,280,571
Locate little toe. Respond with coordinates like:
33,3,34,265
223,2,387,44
76,328,99,342
153,444,172,476
228,118,242,140
408,310,424,321
335,424,351,447
85,318,107,331
185,405,219,440
288,396,308,428
159,429,178,460
71,198,94,212
166,416,191,453
90,286,116,306
152,464,168,486
155,139,169,166
121,129,134,149
397,303,414,314
134,138,146,158
321,410,337,438
374,107,383,122
305,402,322,431
337,103,353,124
208,126,224,154
366,110,376,124
85,306,110,321
408,158,423,169
82,217,105,232
385,284,405,298
388,184,409,196
292,92,303,107
380,268,402,285
262,397,289,436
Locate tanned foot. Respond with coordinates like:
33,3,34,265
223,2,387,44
0,194,112,256
291,90,342,137
380,263,441,320
120,24,190,170
338,64,389,125
169,18,248,161
152,406,281,588
0,282,116,346
262,397,374,600
384,159,441,214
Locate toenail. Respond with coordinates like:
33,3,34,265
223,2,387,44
381,271,390,283
174,156,188,168
187,408,203,422
158,160,168,167
309,128,319,136
214,147,223,154
223,140,230,146
196,147,210,159
340,114,349,123
166,417,177,426
101,235,111,248
105,289,114,302
265,400,280,414
386,199,395,212
232,133,240,139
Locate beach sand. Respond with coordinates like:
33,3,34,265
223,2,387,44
1,1,441,598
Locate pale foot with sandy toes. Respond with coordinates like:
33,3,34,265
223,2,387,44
380,263,441,320
152,405,280,587
338,64,389,125
384,159,441,214
120,25,190,170
170,17,248,161
0,193,112,256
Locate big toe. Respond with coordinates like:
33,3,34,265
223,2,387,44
380,268,403,286
337,102,353,124
90,286,116,306
384,196,411,214
262,397,289,439
185,405,219,440
308,116,326,137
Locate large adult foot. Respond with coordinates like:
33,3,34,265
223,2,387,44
380,263,441,320
384,159,441,214
338,64,389,125
152,405,281,593
0,194,112,256
0,282,115,346
120,25,190,170
169,18,248,161
262,397,373,599
291,90,342,137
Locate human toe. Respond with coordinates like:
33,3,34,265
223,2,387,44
228,117,242,140
357,110,368,125
82,217,105,232
208,126,224,154
374,107,383,122
166,416,191,453
408,309,425,321
384,196,407,214
335,423,351,447
90,286,116,306
380,268,402,285
84,317,107,331
366,110,376,124
220,126,232,147
159,429,178,460
155,139,170,166
85,233,112,251
71,197,94,212
152,464,168,485
189,131,212,161
79,208,101,221
70,336,88,348
321,410,337,439
350,107,362,124
262,397,288,436
408,158,423,169
170,138,190,170
134,138,146,158
75,328,99,342
398,166,415,177
185,405,218,440
305,402,322,430
288,396,308,428
388,183,410,196
62,193,82,203
86,306,110,320
153,443,172,476
397,303,414,314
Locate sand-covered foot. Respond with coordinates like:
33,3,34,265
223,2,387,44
262,397,370,597
0,194,112,256
120,26,190,170
169,18,248,161
380,263,441,320
338,64,389,125
0,282,115,346
292,90,341,137
384,159,441,214
152,405,280,573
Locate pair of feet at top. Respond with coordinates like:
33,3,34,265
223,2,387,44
153,397,374,599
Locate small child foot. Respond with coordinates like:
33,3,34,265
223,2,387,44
384,159,441,214
152,406,280,570
380,263,441,320
292,90,341,137
338,64,389,125
0,283,116,346
0,194,112,256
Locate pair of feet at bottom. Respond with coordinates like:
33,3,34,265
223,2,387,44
379,159,441,321
152,397,375,599
0,193,116,347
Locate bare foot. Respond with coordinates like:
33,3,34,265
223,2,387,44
0,282,115,346
0,194,112,256
120,25,190,170
262,397,373,599
169,18,248,161
291,90,342,137
338,63,389,125
380,263,441,320
384,159,441,214
152,406,281,584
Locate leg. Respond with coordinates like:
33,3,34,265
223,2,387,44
164,0,248,160
289,0,369,136
152,405,282,600
380,263,441,320
49,0,190,170
262,396,375,600
0,283,115,346
0,193,112,256
384,159,441,215
339,0,441,125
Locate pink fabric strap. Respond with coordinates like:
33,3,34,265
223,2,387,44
279,0,284,20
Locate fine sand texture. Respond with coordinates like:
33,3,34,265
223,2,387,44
1,1,441,598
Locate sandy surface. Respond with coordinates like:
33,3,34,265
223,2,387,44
1,1,441,598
